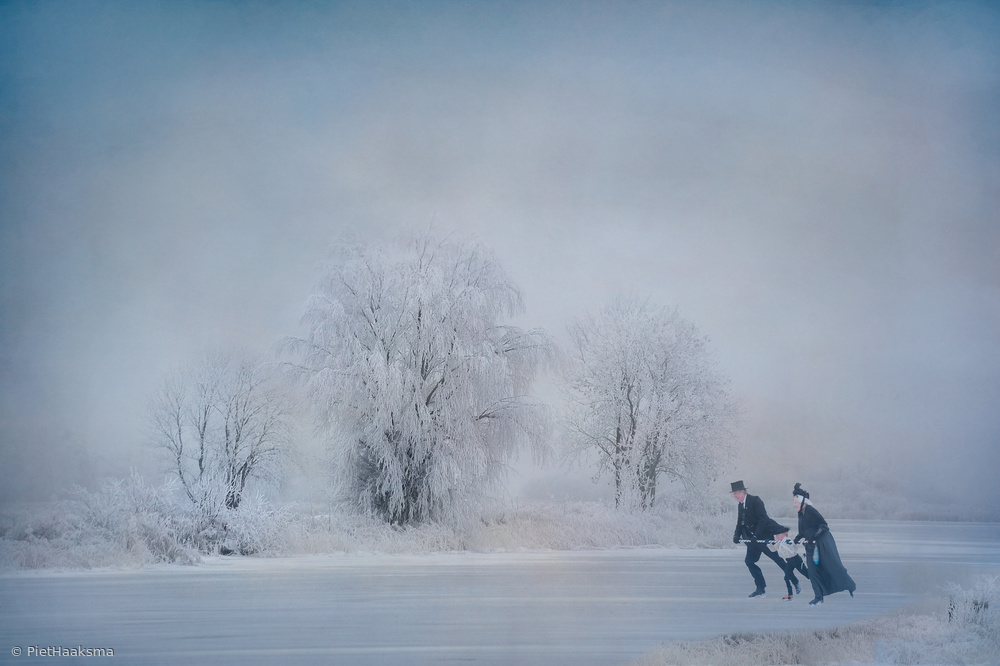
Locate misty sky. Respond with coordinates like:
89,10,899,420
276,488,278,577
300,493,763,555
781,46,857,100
2,1,998,507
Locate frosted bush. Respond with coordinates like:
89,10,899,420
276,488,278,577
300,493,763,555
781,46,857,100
0,473,199,569
217,495,295,556
945,575,997,629
634,577,1000,665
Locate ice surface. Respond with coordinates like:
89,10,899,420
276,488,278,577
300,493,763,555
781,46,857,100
1,521,998,665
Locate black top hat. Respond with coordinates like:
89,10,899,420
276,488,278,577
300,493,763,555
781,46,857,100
730,480,747,492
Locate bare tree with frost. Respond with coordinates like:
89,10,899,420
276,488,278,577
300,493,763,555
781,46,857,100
562,297,738,510
148,350,292,519
293,234,552,524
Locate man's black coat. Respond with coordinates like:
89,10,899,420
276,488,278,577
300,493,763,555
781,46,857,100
734,494,771,543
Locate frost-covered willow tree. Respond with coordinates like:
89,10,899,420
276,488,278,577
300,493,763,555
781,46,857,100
148,351,292,518
294,235,552,525
562,298,738,510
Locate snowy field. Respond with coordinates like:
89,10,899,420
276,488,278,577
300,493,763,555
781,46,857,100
1,520,998,665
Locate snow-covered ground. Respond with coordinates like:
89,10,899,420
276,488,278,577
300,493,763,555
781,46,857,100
1,520,997,665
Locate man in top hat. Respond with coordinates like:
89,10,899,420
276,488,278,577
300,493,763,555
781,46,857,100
731,480,787,598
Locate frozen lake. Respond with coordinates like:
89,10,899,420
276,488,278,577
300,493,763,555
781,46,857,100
2,520,999,664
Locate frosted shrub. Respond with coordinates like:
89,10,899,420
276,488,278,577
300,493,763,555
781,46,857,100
64,473,199,566
0,473,199,569
946,575,998,632
0,475,308,568
217,495,294,556
0,505,80,569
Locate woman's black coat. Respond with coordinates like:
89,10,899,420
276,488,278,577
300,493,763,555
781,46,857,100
795,504,856,598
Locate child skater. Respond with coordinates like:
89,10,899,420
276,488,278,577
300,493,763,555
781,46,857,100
769,527,810,601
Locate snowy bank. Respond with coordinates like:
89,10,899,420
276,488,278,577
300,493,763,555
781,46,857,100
0,476,732,570
633,576,1000,666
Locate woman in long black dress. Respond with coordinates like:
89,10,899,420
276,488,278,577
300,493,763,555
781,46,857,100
792,482,856,605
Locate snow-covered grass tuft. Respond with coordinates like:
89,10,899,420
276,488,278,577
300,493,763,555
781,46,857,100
278,499,733,556
467,499,733,551
632,575,1000,665
281,511,467,554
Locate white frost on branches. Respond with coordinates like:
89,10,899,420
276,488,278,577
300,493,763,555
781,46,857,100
562,297,738,510
148,351,292,521
294,234,552,525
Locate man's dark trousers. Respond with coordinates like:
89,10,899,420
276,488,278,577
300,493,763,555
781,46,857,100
744,543,786,591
